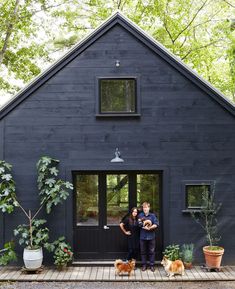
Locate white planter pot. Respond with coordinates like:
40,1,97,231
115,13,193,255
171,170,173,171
23,247,43,269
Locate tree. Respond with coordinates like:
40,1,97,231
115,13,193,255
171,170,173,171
1,0,235,102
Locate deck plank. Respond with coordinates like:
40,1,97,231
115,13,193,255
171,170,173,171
1,265,235,281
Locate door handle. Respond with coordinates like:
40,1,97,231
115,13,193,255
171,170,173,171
103,225,110,230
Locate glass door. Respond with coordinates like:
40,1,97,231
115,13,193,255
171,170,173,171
73,171,162,260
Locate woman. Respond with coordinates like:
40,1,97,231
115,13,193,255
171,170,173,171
120,207,140,261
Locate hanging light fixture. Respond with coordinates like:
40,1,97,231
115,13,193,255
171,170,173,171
115,59,120,67
110,148,124,163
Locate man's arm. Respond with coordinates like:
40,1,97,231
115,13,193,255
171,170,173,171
148,214,159,230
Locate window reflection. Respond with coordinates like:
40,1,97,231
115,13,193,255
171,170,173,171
107,174,129,225
76,175,99,226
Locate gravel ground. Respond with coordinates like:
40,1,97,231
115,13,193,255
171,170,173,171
1,282,235,289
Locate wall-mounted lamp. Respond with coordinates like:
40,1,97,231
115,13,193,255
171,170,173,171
110,148,124,163
115,60,120,67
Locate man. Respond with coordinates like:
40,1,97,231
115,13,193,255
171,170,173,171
138,202,159,272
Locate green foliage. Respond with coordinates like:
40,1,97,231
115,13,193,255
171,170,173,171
0,160,18,213
0,241,17,265
191,184,221,247
0,0,235,102
0,156,72,250
163,244,180,261
0,0,49,92
14,219,49,250
37,156,73,214
45,236,73,267
181,243,194,263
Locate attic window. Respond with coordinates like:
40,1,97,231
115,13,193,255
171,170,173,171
98,78,138,115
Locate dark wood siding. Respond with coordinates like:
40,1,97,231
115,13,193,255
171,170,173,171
1,23,235,263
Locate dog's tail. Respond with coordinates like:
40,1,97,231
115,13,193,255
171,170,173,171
114,259,123,268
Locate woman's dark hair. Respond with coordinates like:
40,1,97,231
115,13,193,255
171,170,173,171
128,207,138,224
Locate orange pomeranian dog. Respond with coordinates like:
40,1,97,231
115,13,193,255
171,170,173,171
114,259,136,276
161,256,185,277
143,219,152,228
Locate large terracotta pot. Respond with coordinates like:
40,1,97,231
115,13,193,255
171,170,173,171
23,247,43,269
203,246,224,268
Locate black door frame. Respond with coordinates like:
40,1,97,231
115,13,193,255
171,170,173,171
72,170,163,261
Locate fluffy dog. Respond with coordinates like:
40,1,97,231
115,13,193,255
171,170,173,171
161,256,185,277
143,219,152,228
114,259,136,276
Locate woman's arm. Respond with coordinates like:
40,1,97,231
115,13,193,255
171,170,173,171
120,222,131,235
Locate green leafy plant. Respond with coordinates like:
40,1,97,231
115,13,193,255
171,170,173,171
0,156,73,250
37,156,73,214
181,244,194,263
14,219,49,249
0,161,18,213
45,236,73,268
163,244,180,261
0,241,17,265
190,184,222,249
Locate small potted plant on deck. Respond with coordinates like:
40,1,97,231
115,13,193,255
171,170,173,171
45,236,73,270
162,244,180,261
0,157,73,270
181,244,194,269
191,185,224,269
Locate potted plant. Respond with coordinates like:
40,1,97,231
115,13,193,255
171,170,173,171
14,219,49,269
181,244,194,269
0,241,17,266
0,156,73,270
162,244,180,261
45,237,73,270
191,185,224,269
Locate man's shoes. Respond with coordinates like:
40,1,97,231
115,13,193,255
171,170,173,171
150,266,155,272
141,265,147,271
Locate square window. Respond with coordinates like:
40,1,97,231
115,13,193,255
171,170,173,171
99,78,137,114
186,184,211,209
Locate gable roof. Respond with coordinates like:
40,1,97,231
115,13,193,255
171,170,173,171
0,10,235,119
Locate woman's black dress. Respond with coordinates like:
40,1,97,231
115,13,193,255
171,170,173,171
121,215,140,260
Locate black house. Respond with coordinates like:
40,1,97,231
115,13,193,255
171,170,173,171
0,11,235,264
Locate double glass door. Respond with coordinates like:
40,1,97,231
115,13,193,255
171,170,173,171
73,171,162,260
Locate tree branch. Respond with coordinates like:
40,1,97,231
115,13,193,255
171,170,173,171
12,196,29,219
181,39,223,60
0,0,20,66
172,0,209,43
222,0,235,8
162,0,175,44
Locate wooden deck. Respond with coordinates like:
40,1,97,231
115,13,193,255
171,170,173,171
1,265,235,282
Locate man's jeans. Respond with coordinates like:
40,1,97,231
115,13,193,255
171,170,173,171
140,239,155,266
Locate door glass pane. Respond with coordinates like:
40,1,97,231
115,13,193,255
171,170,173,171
137,174,160,216
107,174,129,225
76,175,99,226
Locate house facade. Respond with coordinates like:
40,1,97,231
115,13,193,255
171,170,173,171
0,12,235,264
